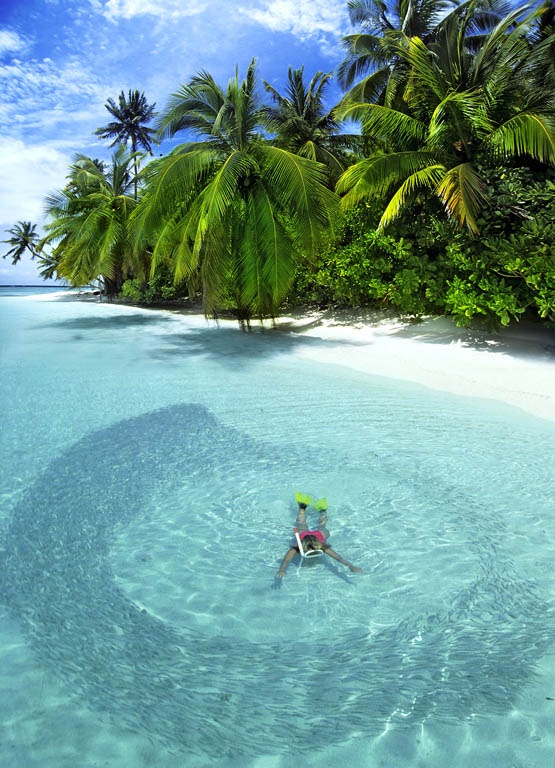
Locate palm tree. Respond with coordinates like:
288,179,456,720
263,67,360,184
2,221,41,264
42,147,145,297
337,0,456,98
337,2,555,232
133,60,338,322
95,89,156,198
337,0,508,107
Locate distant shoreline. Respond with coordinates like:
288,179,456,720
0,284,70,288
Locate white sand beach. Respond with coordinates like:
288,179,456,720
29,290,555,422
278,308,555,423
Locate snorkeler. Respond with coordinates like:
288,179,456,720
275,494,364,578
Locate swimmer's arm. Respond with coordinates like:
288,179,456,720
276,548,296,578
324,546,363,573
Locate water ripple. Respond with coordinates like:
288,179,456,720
1,404,552,759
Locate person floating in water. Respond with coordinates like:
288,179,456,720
275,494,364,579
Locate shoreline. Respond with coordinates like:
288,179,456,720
24,290,555,423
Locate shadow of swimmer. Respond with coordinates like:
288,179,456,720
0,403,550,759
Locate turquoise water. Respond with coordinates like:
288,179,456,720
1,294,555,767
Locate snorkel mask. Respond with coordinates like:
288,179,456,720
294,527,324,558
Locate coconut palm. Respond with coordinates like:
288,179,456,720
337,0,457,100
42,147,145,297
134,60,338,322
262,67,360,184
337,2,555,232
2,221,41,264
337,0,509,107
95,89,156,198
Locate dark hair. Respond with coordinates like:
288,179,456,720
301,534,321,551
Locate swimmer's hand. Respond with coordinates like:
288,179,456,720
349,566,364,574
272,572,284,589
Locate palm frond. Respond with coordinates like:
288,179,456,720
427,89,495,148
193,151,255,253
337,33,388,88
402,35,447,103
484,110,555,165
235,184,295,317
337,150,441,206
470,2,534,84
379,164,446,228
338,68,391,108
298,140,318,162
156,73,226,141
131,147,217,253
261,146,339,252
338,101,428,147
436,162,489,232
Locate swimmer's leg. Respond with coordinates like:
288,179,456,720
295,500,308,529
314,498,330,540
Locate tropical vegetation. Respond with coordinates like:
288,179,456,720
3,0,554,330
95,89,156,199
40,148,145,297
290,162,555,325
336,1,555,232
263,66,360,184
134,60,337,322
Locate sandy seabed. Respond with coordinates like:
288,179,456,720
9,290,555,766
33,290,555,423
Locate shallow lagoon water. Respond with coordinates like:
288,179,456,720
1,291,555,767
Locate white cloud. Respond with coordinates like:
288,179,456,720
0,57,116,137
0,138,70,227
240,0,348,40
0,139,71,284
102,0,207,21
0,29,30,56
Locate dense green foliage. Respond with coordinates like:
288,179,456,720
6,0,555,330
337,2,555,232
120,263,187,304
290,164,555,326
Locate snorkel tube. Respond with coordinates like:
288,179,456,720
294,527,324,558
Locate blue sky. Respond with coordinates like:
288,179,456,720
0,0,351,284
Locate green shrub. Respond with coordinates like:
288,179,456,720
120,263,188,304
288,164,555,328
120,279,143,303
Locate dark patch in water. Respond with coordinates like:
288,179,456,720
0,404,551,759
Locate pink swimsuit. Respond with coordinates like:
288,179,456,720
297,530,325,545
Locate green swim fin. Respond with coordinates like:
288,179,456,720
313,498,327,511
295,492,312,506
